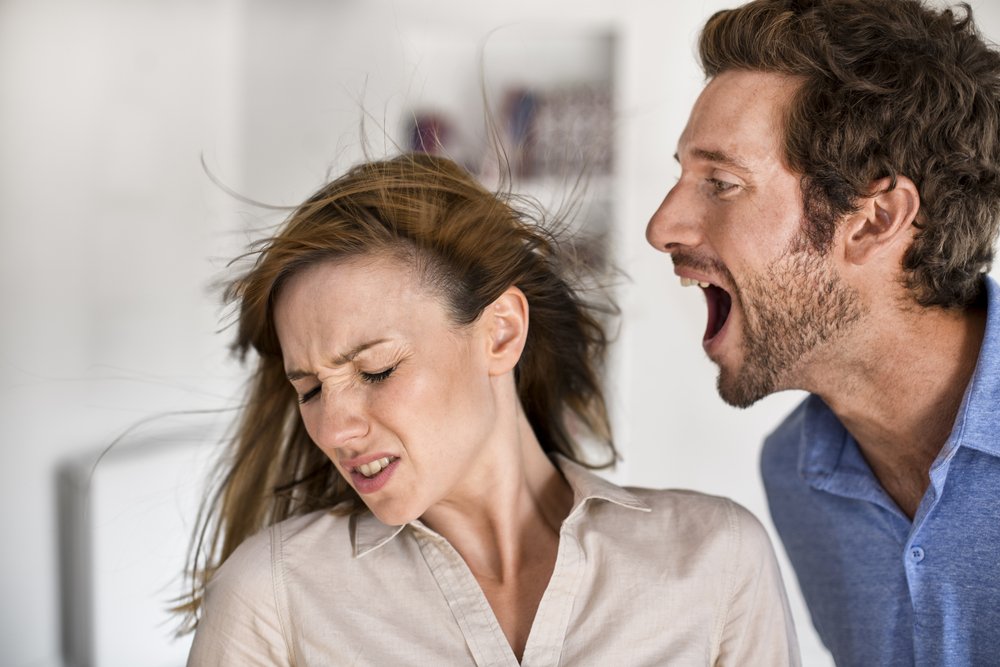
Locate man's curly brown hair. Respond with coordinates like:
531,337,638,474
701,0,1000,308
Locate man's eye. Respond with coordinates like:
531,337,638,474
297,386,321,404
708,178,738,194
361,366,396,384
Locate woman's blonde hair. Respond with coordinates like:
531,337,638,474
177,152,617,629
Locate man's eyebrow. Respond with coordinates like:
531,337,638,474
285,338,390,381
676,147,751,173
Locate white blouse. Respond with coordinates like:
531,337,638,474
188,457,800,666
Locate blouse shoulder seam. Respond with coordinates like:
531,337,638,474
271,520,298,666
711,498,741,660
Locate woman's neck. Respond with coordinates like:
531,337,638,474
420,414,573,580
419,412,573,661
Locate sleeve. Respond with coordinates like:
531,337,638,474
714,501,801,667
187,525,293,667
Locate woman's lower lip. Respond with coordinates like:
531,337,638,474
350,458,400,494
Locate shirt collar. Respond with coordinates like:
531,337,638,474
555,454,651,516
351,454,649,558
796,395,896,505
351,511,406,558
796,393,849,483
945,275,1000,459
796,395,911,517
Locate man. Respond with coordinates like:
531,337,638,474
646,0,1000,664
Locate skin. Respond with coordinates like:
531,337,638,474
647,70,987,518
273,254,573,660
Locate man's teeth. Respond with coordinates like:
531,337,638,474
680,277,711,288
357,457,393,478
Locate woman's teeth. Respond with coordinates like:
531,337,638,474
680,277,711,288
357,457,394,478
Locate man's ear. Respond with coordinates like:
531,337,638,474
484,286,529,377
842,175,920,265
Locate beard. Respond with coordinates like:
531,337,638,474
717,233,865,408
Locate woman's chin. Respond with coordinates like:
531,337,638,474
367,503,422,527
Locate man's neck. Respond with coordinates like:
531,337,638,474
815,301,987,519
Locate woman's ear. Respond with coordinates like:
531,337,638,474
842,175,920,266
484,286,529,376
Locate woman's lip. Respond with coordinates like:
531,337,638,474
340,452,397,470
350,457,400,494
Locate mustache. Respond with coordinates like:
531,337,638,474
670,250,734,284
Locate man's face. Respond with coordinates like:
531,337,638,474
646,70,864,407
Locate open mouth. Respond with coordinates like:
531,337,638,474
680,277,732,342
353,456,398,478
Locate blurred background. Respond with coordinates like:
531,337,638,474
3,1,999,666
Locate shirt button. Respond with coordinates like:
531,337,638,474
909,546,925,562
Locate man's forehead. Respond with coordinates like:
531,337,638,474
676,70,800,171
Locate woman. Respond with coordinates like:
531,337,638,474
184,153,799,665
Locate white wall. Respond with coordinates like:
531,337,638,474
0,2,245,665
3,1,999,666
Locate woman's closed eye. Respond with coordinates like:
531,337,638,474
296,365,397,404
360,366,396,384
297,385,321,404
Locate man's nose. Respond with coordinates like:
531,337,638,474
646,181,703,253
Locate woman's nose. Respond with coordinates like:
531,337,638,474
646,181,703,253
313,389,369,451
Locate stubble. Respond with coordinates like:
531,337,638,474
718,235,865,408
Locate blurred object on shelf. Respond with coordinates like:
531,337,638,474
532,84,613,177
483,82,614,181
407,112,455,155
404,85,613,184
502,88,540,178
499,82,614,181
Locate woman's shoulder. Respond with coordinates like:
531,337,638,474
216,508,353,581
619,489,798,665
622,487,774,557
191,510,351,665
628,485,760,521
559,459,773,558
270,508,359,569
272,507,354,543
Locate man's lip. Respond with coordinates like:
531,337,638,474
339,452,398,471
674,268,724,289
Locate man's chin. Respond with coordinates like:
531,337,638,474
716,366,774,409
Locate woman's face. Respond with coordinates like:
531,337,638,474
273,255,501,525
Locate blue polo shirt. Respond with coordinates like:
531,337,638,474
761,276,1000,667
